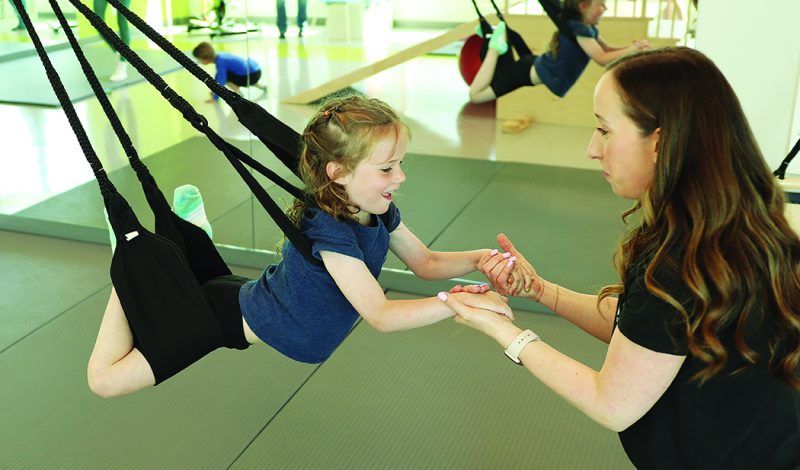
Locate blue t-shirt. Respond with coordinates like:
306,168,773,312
239,204,402,363
214,52,260,86
534,20,598,97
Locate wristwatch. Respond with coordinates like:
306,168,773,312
504,329,540,365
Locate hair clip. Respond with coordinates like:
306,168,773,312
322,110,330,117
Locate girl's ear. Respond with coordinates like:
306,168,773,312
326,161,350,184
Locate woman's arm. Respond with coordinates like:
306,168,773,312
577,36,646,66
444,294,686,432
389,222,491,280
536,280,618,343
320,250,512,332
481,234,617,342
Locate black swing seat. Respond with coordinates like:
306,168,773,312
107,192,236,383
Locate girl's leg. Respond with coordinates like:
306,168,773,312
469,50,500,103
469,22,508,104
87,288,156,397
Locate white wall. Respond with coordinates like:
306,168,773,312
694,0,800,171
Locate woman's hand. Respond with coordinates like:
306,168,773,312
477,233,543,299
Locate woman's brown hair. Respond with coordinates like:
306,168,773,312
598,47,800,388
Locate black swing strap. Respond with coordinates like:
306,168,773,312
46,0,232,283
774,136,800,180
537,0,581,44
9,0,115,203
66,0,322,267
67,0,303,176
486,0,533,57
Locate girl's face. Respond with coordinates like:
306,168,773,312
332,132,407,225
581,0,607,25
588,73,659,200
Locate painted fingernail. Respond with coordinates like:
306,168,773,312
489,249,498,256
502,252,511,259
437,292,448,301
507,259,515,267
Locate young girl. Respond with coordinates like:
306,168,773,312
449,48,800,467
469,0,649,104
87,94,519,398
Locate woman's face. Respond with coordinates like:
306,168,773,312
588,73,659,200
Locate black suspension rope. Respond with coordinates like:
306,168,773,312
10,0,115,199
60,0,319,265
774,137,800,180
47,0,153,185
67,0,303,175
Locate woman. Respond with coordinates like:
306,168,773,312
443,48,800,468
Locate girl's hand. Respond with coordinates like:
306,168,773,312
438,291,517,339
440,290,513,320
633,39,649,50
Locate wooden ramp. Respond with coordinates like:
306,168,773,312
280,16,497,105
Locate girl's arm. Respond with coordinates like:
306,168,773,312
320,250,512,332
388,222,491,280
444,294,686,432
577,36,646,66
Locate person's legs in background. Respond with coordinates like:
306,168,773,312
9,0,26,31
93,0,132,81
296,0,307,37
276,0,287,39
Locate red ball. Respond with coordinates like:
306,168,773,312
458,34,484,85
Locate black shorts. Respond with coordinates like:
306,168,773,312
490,53,537,98
227,70,262,87
201,274,251,351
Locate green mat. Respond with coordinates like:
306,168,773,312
232,291,634,469
0,43,183,106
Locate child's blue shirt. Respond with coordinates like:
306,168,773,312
214,52,261,86
534,21,598,97
239,203,401,363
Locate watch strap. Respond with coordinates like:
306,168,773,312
504,329,540,365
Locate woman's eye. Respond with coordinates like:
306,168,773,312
381,167,392,173
595,127,609,136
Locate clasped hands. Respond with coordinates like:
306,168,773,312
439,234,543,335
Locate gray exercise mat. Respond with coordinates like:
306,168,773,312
231,291,634,469
0,230,111,351
0,263,320,469
0,43,183,106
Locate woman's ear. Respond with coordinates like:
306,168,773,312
326,161,350,184
651,127,661,162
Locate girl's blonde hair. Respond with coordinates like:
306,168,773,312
286,94,409,226
549,0,592,60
